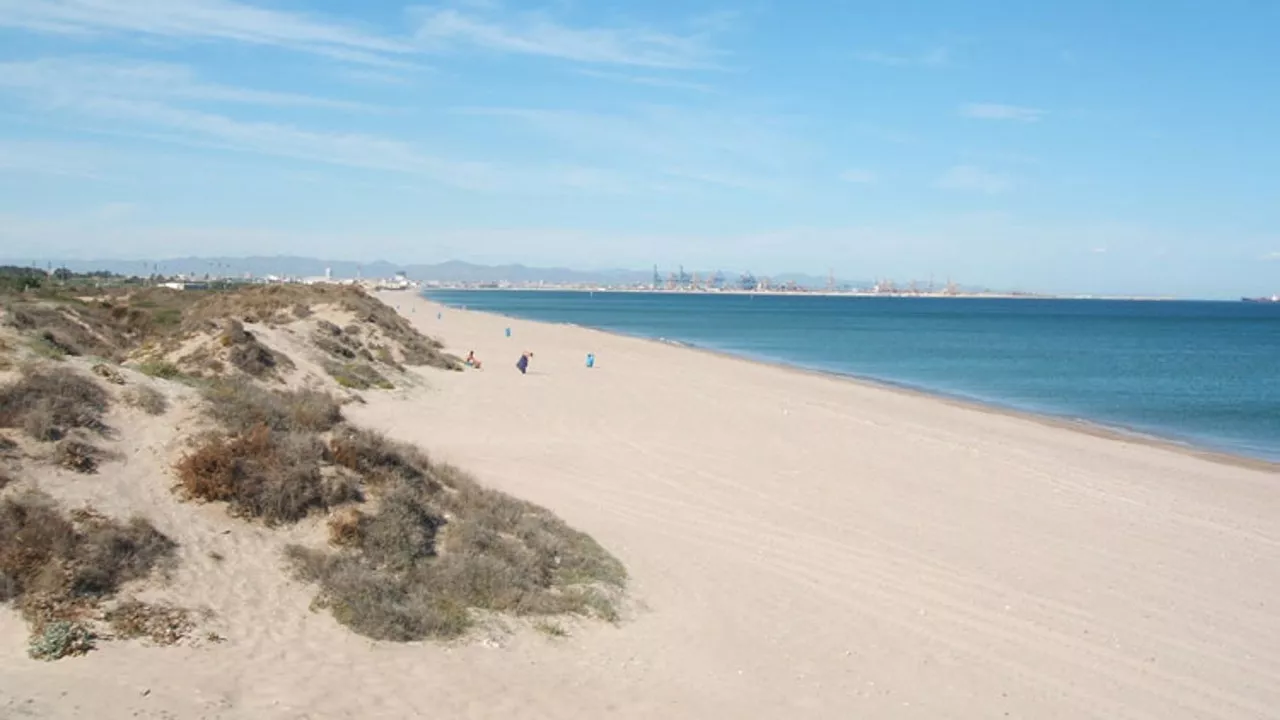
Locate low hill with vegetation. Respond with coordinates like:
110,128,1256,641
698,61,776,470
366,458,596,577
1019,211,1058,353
0,275,625,660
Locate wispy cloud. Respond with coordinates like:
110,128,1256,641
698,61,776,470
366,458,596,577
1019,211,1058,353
839,169,877,184
858,46,950,68
0,0,416,66
0,60,631,193
1262,251,1280,261
414,7,719,69
961,103,1046,122
0,58,377,112
575,69,713,93
936,165,1013,194
0,139,108,179
455,105,806,191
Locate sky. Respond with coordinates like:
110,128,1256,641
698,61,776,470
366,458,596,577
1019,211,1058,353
1,0,1278,298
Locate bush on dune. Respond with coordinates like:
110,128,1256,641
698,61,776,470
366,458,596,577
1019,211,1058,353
0,491,177,659
0,366,109,441
175,424,359,525
202,379,343,435
287,430,626,641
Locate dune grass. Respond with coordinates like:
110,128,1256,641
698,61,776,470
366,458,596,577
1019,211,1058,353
0,366,110,442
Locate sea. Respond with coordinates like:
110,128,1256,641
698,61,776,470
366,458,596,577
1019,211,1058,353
425,291,1280,463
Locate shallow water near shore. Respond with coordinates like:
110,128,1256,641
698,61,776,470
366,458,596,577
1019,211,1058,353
427,291,1280,463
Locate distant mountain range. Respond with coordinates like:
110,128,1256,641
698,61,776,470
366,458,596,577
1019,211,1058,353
0,256,870,289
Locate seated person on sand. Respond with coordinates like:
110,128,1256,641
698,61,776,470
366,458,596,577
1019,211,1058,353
465,351,482,369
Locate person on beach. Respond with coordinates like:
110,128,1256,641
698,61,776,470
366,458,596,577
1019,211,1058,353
465,351,482,369
516,352,530,374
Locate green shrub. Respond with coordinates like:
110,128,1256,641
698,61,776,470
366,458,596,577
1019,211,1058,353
28,620,96,660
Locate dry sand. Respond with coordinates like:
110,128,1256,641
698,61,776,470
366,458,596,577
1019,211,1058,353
4,292,1280,719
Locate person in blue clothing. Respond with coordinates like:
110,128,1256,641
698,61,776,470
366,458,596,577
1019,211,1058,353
516,351,532,374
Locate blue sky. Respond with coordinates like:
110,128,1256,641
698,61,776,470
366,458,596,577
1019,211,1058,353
0,0,1277,297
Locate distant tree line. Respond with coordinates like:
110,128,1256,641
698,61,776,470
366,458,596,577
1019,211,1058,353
0,265,156,294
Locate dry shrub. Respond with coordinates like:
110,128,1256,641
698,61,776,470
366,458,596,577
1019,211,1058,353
228,341,289,377
329,426,432,487
5,306,97,358
175,425,358,524
328,507,365,547
311,320,373,363
123,385,168,416
0,491,176,656
54,439,108,474
222,319,293,378
287,430,625,641
0,366,109,441
106,600,193,645
221,319,251,346
203,379,343,434
90,363,126,385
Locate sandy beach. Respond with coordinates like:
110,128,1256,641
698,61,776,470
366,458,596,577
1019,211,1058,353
357,293,1280,718
4,291,1279,719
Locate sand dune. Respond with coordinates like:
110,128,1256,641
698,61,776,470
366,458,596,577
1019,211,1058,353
4,291,1279,719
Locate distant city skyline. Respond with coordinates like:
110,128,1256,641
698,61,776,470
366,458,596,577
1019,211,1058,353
1,1,1278,299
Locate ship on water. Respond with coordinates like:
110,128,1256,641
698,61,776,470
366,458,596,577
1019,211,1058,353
1241,294,1280,303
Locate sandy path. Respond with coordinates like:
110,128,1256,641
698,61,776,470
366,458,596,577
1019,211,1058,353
3,292,1278,719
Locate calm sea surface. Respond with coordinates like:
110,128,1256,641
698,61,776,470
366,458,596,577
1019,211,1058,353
426,291,1280,462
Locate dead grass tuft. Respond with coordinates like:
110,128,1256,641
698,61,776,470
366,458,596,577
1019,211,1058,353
122,385,168,416
0,366,110,441
106,599,194,645
91,363,126,385
53,439,109,474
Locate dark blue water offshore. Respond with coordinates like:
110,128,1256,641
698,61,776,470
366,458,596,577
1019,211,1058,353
426,291,1280,463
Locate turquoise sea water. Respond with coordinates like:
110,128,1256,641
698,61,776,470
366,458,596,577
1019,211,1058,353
426,291,1280,463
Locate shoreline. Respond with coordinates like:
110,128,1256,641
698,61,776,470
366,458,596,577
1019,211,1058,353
425,294,1279,473
417,286,1188,301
